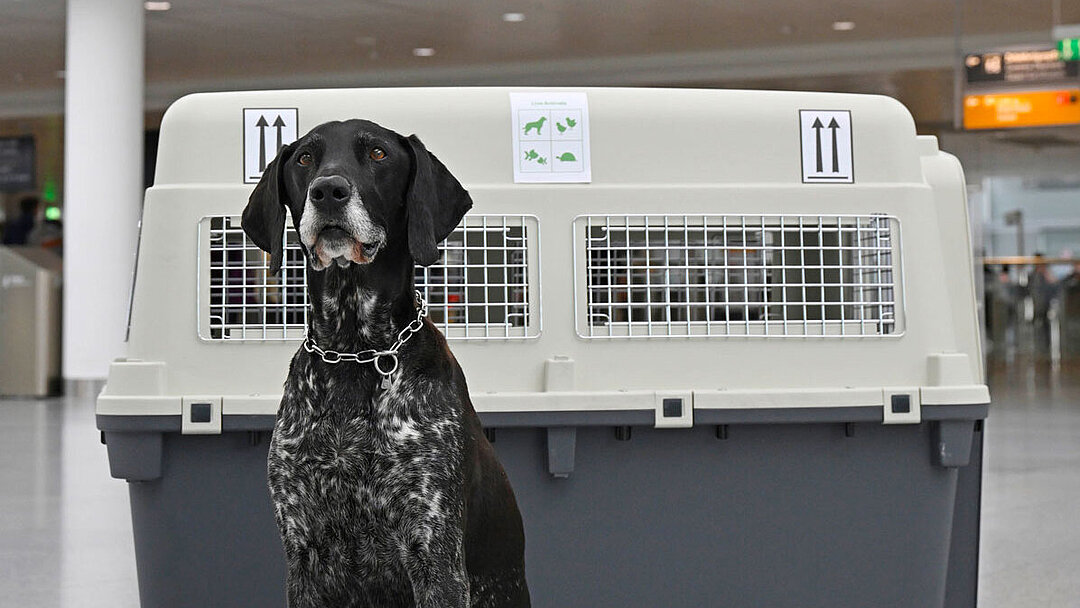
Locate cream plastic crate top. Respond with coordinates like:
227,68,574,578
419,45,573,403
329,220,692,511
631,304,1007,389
98,87,988,428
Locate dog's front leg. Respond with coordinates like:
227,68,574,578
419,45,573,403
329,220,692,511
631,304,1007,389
403,538,470,608
284,568,323,608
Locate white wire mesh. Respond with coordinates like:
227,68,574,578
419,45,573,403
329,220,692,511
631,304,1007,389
415,215,538,339
573,214,902,338
202,215,308,341
199,214,539,341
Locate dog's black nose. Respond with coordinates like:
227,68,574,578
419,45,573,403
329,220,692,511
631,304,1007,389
309,176,352,205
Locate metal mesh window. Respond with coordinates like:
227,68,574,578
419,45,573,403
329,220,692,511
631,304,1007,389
203,215,309,341
574,214,902,338
200,214,539,341
416,215,538,339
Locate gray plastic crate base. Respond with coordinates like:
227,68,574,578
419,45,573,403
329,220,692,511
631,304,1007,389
123,432,286,607
103,411,983,608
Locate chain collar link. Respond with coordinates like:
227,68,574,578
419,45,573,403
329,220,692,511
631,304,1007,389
303,290,428,388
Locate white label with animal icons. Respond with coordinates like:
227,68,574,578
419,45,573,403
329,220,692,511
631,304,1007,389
510,92,591,183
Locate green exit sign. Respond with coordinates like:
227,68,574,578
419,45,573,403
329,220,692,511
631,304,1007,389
1059,38,1080,61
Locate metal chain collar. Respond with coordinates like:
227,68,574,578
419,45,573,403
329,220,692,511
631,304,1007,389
303,290,428,389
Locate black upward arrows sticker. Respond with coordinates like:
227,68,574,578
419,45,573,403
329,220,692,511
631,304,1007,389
801,110,853,184
255,114,288,172
810,117,842,174
244,108,298,184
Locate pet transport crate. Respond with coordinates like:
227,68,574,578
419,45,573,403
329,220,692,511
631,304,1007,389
97,88,988,608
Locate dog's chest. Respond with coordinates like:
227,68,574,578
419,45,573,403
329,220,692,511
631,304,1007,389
282,408,456,504
270,374,464,563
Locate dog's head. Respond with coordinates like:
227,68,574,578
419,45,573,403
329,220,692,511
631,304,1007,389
241,119,472,274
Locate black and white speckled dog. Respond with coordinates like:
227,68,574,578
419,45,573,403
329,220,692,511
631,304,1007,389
242,119,530,608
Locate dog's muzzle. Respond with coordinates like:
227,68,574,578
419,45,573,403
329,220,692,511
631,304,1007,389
301,176,386,270
315,226,381,268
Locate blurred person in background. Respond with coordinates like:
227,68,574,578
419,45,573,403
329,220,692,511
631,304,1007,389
1,195,39,245
985,264,1019,354
1027,252,1058,350
1065,259,1080,287
1058,258,1080,356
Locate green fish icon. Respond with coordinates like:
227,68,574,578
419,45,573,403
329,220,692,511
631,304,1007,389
524,149,540,161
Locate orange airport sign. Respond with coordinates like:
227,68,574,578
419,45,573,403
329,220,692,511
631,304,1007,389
964,89,1080,129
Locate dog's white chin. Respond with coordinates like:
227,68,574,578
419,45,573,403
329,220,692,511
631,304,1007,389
309,231,379,271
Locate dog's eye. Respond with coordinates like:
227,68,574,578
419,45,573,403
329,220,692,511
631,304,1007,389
297,152,313,167
369,147,386,161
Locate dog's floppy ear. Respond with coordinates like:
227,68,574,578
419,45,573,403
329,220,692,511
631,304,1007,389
242,142,295,275
402,135,472,267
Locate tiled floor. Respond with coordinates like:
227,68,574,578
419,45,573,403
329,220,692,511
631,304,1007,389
0,361,1076,607
978,359,1080,607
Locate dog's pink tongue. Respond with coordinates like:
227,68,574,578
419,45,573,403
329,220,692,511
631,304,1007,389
344,242,368,264
313,249,333,269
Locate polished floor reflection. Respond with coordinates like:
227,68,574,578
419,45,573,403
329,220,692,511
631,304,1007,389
0,360,1076,607
979,358,1080,607
0,392,139,608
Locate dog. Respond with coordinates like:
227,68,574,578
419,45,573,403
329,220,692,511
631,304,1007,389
242,119,531,608
522,116,546,135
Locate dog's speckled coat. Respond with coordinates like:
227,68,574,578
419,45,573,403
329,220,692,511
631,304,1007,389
243,120,530,608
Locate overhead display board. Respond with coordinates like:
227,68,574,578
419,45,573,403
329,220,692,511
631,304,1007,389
1060,38,1080,61
0,136,35,192
963,90,1080,129
962,46,1080,130
964,49,1078,84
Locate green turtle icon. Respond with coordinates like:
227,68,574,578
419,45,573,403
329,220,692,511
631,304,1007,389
556,152,577,162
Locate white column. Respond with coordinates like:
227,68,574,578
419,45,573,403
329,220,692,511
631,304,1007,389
63,0,144,379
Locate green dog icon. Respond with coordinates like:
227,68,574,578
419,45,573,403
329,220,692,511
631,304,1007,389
523,116,547,135
556,152,577,162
